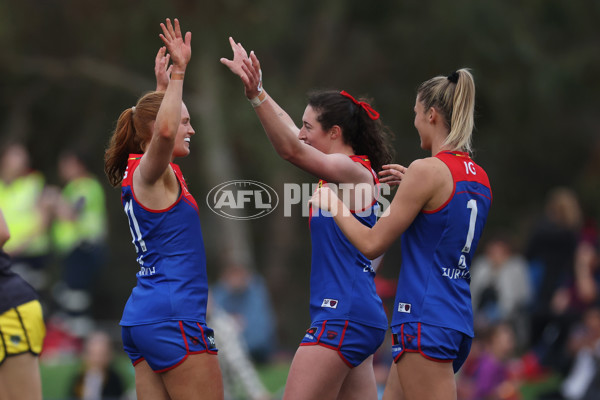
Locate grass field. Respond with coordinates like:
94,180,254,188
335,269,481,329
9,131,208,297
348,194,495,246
40,355,560,400
40,355,290,400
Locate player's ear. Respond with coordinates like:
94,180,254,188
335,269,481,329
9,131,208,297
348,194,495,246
428,107,438,124
329,125,342,140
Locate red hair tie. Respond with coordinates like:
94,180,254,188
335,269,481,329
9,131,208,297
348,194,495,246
340,90,380,120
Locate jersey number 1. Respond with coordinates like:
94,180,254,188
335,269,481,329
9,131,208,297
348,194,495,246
125,199,147,253
462,199,477,253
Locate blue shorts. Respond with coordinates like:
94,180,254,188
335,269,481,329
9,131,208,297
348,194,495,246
122,320,218,373
391,322,471,373
300,320,386,368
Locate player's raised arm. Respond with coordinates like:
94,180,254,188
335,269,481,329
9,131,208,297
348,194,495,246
220,38,385,186
137,18,191,186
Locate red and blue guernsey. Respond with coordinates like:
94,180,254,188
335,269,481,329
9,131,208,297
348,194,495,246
309,155,388,330
119,155,209,326
393,151,492,337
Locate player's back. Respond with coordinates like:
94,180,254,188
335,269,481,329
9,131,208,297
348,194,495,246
393,151,492,336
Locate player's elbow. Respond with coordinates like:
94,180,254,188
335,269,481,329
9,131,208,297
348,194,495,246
280,149,295,162
362,243,384,261
155,124,175,141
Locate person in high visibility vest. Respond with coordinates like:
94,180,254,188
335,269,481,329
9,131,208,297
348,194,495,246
0,143,52,292
50,149,108,337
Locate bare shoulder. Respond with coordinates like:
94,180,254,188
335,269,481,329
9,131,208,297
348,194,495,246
407,157,453,210
406,157,448,180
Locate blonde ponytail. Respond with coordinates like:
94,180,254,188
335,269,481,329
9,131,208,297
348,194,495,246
446,69,475,152
417,68,476,153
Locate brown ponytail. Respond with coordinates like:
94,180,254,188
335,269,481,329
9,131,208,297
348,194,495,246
104,91,165,187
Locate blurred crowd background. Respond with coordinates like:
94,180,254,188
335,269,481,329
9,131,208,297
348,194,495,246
1,1,599,399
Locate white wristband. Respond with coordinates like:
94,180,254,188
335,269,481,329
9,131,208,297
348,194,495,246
249,90,267,108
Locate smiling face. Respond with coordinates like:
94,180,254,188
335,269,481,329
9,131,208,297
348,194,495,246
173,102,195,158
298,105,333,154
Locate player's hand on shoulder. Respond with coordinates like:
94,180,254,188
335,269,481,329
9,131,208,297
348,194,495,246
309,185,339,214
378,163,407,187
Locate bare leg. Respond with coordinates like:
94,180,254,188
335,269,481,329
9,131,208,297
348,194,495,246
336,355,378,400
162,353,224,400
283,346,350,400
395,353,456,400
134,360,171,400
382,362,405,400
0,353,42,400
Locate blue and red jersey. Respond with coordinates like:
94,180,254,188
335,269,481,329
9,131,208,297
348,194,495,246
392,151,492,337
308,155,388,330
119,154,209,326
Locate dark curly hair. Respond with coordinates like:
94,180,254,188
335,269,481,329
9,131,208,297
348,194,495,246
307,90,394,172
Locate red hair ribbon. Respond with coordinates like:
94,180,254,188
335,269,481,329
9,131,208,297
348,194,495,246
340,90,380,120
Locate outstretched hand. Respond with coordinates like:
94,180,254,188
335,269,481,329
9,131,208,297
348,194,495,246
159,18,191,70
155,46,173,91
378,164,407,187
220,37,262,99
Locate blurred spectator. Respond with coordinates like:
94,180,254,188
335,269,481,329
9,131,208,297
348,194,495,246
68,330,126,400
476,322,522,400
211,262,277,364
529,239,600,384
561,306,600,400
0,142,53,292
539,306,600,400
458,322,522,400
471,233,532,349
456,334,486,400
547,240,600,327
567,241,600,311
49,149,108,337
208,297,272,400
526,187,584,373
526,187,583,310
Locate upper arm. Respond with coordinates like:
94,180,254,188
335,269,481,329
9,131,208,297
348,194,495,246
137,131,175,186
253,100,371,184
288,146,372,184
132,131,180,209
